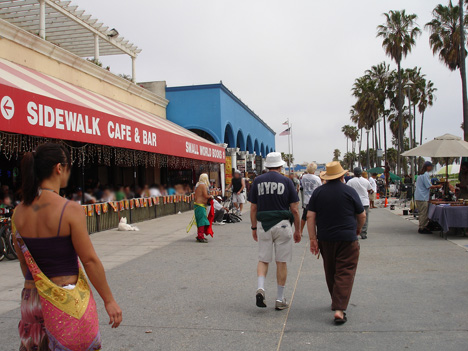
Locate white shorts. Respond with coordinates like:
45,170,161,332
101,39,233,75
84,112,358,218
232,193,245,204
258,220,293,263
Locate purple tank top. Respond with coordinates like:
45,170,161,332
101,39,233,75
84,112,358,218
22,201,79,280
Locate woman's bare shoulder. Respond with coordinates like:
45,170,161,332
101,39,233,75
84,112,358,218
66,200,85,214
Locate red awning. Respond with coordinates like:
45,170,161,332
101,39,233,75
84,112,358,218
0,58,225,163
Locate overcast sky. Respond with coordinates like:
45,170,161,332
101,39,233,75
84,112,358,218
78,0,462,164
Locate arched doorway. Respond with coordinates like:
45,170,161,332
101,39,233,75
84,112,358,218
224,124,235,147
189,129,216,143
254,139,260,155
236,130,246,151
246,135,254,153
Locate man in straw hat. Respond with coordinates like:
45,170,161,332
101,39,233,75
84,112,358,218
248,152,302,310
306,161,366,324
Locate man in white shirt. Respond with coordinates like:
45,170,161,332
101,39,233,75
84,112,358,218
368,173,378,209
300,163,322,232
149,184,162,197
347,168,373,239
212,196,228,225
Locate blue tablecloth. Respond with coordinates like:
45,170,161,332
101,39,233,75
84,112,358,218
428,204,468,232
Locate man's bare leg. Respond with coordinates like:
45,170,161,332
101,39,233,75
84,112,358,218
257,261,269,278
276,262,287,286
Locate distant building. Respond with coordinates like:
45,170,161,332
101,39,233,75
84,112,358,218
163,83,276,178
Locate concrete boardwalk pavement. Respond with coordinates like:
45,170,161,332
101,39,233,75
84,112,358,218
0,206,467,350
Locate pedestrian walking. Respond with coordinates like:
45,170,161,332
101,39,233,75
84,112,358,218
306,161,366,324
346,167,373,239
248,152,301,310
300,162,321,233
12,143,122,351
193,173,214,243
369,173,378,208
290,174,300,193
415,161,441,234
228,170,245,216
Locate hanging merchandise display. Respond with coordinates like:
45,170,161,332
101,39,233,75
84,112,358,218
0,131,220,170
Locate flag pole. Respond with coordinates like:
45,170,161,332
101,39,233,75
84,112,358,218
291,123,294,174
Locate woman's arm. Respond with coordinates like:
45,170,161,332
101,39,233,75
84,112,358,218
68,202,122,328
11,210,29,279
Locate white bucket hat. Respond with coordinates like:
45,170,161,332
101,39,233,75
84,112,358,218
264,152,286,168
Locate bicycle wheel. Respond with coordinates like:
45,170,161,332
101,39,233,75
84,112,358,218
4,228,17,260
0,236,5,261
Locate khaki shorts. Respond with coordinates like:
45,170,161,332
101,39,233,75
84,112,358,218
369,192,376,201
258,220,293,263
232,193,245,204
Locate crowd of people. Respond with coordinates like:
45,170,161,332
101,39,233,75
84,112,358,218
0,180,197,209
70,183,195,205
10,142,458,351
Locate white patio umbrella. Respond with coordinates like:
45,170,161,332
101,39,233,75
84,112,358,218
401,133,468,158
402,133,468,194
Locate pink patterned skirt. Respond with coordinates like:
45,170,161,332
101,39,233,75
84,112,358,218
19,287,49,351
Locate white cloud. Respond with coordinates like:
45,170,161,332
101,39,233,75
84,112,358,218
77,0,464,164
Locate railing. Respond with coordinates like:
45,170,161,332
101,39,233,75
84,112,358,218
82,192,220,234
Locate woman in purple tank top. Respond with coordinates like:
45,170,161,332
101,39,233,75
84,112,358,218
13,143,122,350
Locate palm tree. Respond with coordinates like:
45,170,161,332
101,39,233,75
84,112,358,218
348,126,359,168
333,149,341,161
377,10,421,176
352,74,380,169
426,1,466,138
418,79,436,145
366,62,390,164
385,147,398,173
341,125,353,153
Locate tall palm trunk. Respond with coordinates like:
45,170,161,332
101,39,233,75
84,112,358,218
383,115,388,167
366,129,370,169
397,61,403,176
359,128,363,167
378,120,382,166
413,105,417,173
374,124,379,167
419,111,425,146
459,0,468,141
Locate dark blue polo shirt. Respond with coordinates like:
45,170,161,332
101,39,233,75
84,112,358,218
248,172,299,211
307,179,364,241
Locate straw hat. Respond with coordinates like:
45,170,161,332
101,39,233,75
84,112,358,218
320,161,347,180
264,152,286,168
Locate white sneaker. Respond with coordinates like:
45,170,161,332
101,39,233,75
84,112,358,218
214,221,225,225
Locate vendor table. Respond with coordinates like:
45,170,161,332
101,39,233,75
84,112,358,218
428,203,468,238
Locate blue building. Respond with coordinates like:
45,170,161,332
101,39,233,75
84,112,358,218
165,83,276,159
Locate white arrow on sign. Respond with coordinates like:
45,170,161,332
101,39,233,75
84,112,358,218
1,96,14,120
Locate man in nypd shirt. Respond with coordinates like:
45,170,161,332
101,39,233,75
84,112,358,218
248,152,301,311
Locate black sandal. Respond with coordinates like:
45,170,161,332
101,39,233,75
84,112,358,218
334,312,347,325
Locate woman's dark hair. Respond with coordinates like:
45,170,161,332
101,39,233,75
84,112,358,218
21,143,71,205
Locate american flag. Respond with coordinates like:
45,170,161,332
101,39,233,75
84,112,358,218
282,120,289,125
280,128,291,136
